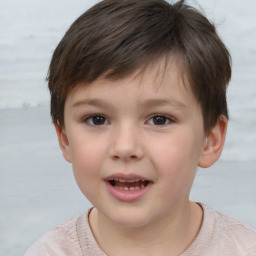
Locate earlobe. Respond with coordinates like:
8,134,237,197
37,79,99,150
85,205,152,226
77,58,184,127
54,123,72,163
198,115,228,168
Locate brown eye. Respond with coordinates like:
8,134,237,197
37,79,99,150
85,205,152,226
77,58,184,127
153,116,167,125
86,115,108,126
148,115,172,126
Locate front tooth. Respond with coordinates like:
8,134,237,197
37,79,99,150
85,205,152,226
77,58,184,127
123,187,129,191
127,179,135,183
126,179,141,183
118,179,126,182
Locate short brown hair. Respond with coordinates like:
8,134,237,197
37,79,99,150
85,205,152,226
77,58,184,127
47,0,231,133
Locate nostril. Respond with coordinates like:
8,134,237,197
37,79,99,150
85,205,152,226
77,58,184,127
112,154,139,161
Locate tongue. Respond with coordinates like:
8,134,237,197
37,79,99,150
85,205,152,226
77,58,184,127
114,180,144,188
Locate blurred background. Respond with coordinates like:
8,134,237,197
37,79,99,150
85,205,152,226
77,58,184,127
0,0,255,255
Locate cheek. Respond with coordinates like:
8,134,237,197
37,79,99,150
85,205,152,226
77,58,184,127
149,130,203,188
69,137,107,193
69,131,107,167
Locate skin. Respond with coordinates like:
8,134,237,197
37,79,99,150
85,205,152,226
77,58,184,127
56,59,227,255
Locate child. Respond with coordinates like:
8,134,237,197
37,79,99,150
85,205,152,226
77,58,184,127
25,0,256,255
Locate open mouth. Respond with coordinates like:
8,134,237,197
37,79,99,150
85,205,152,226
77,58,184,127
109,179,150,191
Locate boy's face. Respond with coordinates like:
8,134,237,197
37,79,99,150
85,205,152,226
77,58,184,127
59,60,210,227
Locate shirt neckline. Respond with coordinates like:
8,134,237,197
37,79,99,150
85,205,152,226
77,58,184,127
77,203,214,256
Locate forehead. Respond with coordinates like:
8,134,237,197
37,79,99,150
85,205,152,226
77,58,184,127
66,57,196,109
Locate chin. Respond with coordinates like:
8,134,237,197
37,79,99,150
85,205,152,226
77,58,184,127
104,207,154,228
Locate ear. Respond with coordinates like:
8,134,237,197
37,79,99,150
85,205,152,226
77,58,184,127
198,115,228,168
54,123,72,163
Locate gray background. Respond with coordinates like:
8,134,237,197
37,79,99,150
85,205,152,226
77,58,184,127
0,0,256,255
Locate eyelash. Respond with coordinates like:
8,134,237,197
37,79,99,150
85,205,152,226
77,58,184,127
83,115,109,126
147,114,174,126
83,114,174,126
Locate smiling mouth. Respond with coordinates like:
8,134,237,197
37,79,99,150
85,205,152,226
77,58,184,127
109,179,150,191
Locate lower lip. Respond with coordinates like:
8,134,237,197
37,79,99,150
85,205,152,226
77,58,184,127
105,181,152,202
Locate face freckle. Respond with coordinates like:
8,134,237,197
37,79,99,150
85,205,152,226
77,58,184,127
61,59,206,228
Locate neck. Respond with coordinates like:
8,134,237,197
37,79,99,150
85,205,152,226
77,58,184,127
89,201,203,256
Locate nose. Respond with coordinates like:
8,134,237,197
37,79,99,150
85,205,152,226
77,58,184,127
109,123,144,161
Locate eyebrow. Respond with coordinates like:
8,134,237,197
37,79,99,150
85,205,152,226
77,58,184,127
139,98,187,109
72,99,112,109
72,98,187,109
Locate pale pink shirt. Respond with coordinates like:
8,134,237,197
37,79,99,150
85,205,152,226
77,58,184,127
25,204,256,255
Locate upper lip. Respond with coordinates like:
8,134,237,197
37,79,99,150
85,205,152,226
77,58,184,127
105,173,152,182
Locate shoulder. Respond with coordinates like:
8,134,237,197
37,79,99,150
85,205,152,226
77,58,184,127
212,208,256,240
24,215,83,256
183,204,256,255
204,204,256,254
